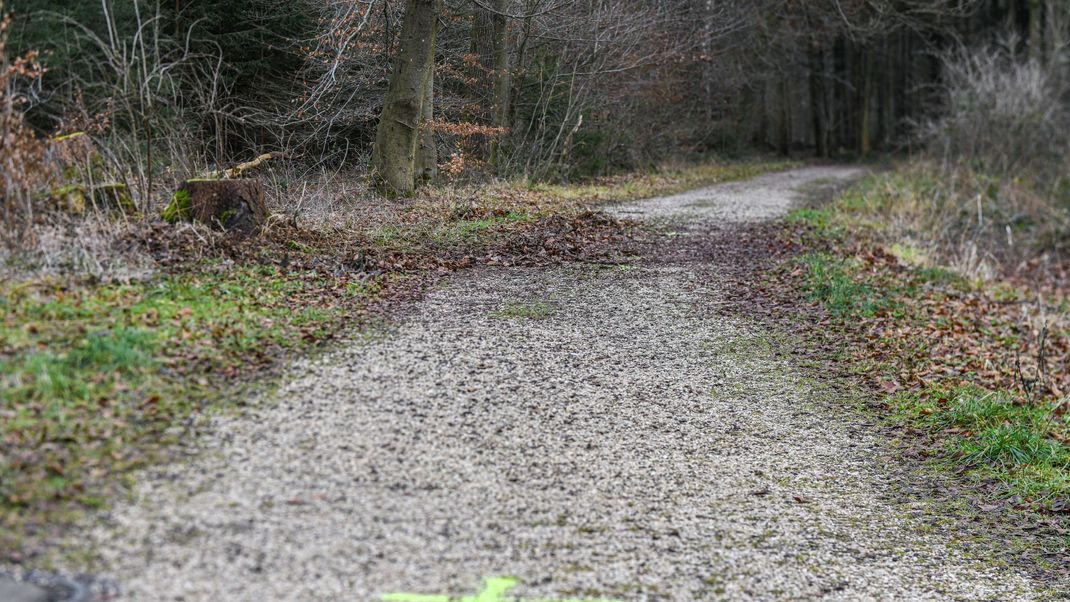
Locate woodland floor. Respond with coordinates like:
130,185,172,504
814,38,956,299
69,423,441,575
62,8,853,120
23,166,1064,601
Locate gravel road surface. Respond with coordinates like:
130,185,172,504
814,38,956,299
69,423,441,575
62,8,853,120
83,167,1051,601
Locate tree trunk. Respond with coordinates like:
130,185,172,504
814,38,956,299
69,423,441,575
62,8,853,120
164,179,267,235
860,47,874,156
488,0,511,168
832,36,848,152
1051,0,1070,82
778,73,792,156
372,0,440,196
808,40,830,158
756,78,771,150
469,8,494,123
882,35,900,149
468,1,511,166
1028,0,1043,62
416,63,438,185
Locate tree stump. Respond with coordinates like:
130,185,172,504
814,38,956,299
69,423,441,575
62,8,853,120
164,179,267,235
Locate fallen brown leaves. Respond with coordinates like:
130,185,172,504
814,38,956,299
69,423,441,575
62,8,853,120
714,223,1070,408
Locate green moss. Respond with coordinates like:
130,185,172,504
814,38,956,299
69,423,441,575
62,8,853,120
162,188,192,223
490,300,554,320
50,184,87,214
216,209,238,226
92,183,135,214
287,240,316,254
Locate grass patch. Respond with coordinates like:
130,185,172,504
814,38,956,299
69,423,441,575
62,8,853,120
0,264,370,559
798,252,894,317
891,386,1070,501
785,207,832,230
490,300,554,320
430,211,533,245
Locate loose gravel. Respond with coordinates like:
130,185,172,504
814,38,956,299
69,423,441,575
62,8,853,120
81,167,1052,601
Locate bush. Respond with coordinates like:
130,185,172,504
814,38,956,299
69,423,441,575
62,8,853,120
924,43,1069,179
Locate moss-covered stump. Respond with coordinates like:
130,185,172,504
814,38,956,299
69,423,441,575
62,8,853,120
164,178,267,234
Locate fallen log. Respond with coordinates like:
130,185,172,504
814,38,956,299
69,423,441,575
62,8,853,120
205,152,286,180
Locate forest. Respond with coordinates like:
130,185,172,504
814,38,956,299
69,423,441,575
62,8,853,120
0,1,1062,200
2,0,1070,599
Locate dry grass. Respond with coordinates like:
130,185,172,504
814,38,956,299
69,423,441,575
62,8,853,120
261,157,799,231
837,162,1070,283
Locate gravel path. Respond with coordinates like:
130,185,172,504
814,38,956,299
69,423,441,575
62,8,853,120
84,167,1050,601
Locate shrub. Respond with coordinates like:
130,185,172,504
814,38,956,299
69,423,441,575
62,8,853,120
923,43,1069,180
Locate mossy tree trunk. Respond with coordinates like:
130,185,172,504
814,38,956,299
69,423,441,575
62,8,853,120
488,0,511,168
164,179,267,235
469,0,511,168
416,63,438,186
372,0,440,196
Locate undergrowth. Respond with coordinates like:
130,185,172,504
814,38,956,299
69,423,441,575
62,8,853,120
785,188,1070,509
828,164,1070,280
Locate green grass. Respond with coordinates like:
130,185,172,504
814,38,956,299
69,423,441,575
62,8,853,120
430,211,533,244
785,207,832,230
490,300,554,320
891,386,1070,501
0,264,377,556
798,252,893,317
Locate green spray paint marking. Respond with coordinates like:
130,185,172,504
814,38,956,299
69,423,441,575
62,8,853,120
381,576,623,602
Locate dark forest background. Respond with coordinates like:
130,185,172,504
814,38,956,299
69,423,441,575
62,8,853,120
2,0,1068,256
